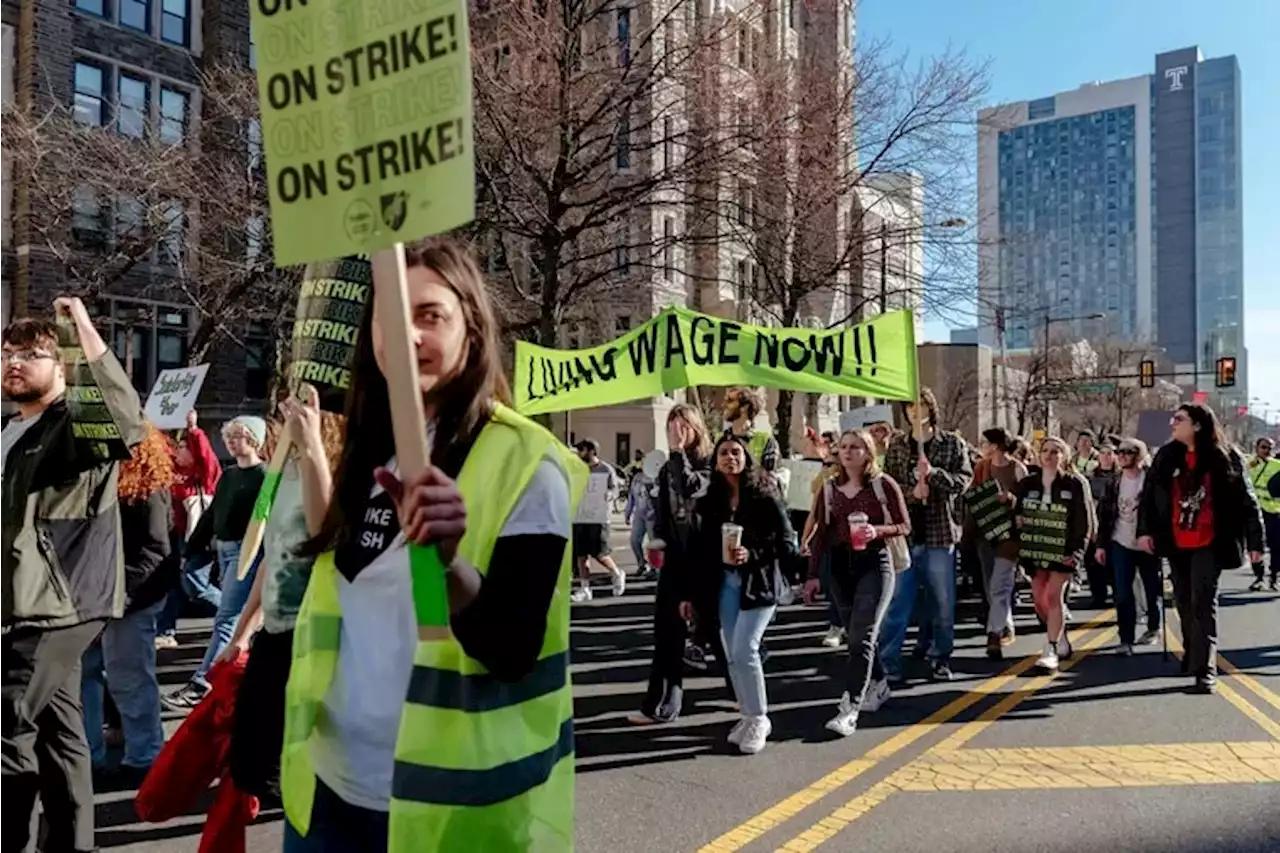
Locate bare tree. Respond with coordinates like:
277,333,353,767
934,364,980,434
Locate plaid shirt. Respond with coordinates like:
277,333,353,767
884,430,973,549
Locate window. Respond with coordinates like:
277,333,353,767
752,28,761,69
736,259,748,302
244,322,271,399
788,0,796,30
617,7,631,66
737,22,747,67
114,195,145,244
615,109,631,169
104,298,189,393
120,0,148,32
76,0,106,16
74,62,106,126
157,200,184,267
71,184,105,247
159,87,187,144
161,0,189,46
614,237,630,275
663,17,674,74
737,181,751,227
117,73,148,138
662,117,673,171
662,217,674,280
616,315,631,333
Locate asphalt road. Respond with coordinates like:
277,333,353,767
93,526,1280,852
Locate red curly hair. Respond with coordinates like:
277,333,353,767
118,423,176,503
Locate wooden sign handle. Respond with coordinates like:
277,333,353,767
371,245,451,643
236,434,293,580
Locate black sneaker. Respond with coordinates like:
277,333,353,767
1188,679,1217,695
986,633,1003,660
161,683,207,712
1248,579,1266,592
930,661,953,681
1270,578,1279,592
682,642,708,671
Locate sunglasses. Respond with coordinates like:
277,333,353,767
1117,448,1138,456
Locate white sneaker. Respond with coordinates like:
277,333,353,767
825,693,859,737
738,715,771,754
860,679,891,713
726,717,749,746
1137,629,1160,646
1036,643,1060,672
821,626,845,648
611,570,626,597
570,584,593,603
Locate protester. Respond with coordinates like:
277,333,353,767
723,386,780,472
801,434,844,647
2,297,146,853
280,237,583,849
880,388,972,682
868,422,894,468
1138,404,1264,693
630,404,713,724
82,422,173,787
214,387,345,801
968,427,1027,659
687,434,794,754
1012,437,1033,467
163,415,267,710
625,453,659,581
156,408,222,648
1245,436,1280,592
805,429,911,736
571,438,627,601
1094,438,1161,655
1084,439,1119,608
1015,437,1095,673
1072,429,1101,476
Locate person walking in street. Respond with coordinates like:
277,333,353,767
280,237,584,851
1245,436,1280,592
1138,404,1264,693
968,427,1027,660
571,438,627,601
81,422,173,788
723,386,780,473
1094,438,1162,656
156,408,221,648
1084,440,1120,607
687,434,794,754
630,405,713,724
1072,429,1101,476
880,388,972,683
2,297,146,853
805,429,911,736
163,415,267,710
626,454,659,581
1016,437,1096,673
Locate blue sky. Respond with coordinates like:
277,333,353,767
858,0,1280,419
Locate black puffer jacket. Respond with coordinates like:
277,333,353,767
1138,443,1264,569
693,475,797,610
120,490,174,614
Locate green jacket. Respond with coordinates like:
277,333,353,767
2,351,146,631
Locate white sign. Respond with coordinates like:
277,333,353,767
1164,65,1189,91
575,469,613,524
144,364,209,429
779,458,825,512
839,403,894,433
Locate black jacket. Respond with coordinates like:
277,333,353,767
1138,443,1264,568
120,490,175,614
693,478,797,610
650,449,711,563
1014,470,1097,567
1095,469,1144,550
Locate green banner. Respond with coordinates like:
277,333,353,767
514,307,918,415
251,0,474,266
1019,499,1069,565
964,479,1015,543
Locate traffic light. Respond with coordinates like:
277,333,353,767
1192,390,1208,405
1139,359,1155,388
1215,356,1237,388
1237,405,1250,418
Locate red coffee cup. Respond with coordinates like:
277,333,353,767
645,538,666,570
849,512,870,551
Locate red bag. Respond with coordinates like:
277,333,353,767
135,655,259,853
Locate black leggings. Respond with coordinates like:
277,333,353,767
641,565,730,716
829,547,895,705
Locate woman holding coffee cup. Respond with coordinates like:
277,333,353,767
804,428,911,737
684,434,795,754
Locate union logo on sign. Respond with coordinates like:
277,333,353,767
380,192,409,231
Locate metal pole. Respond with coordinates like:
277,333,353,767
879,222,888,313
1042,314,1051,431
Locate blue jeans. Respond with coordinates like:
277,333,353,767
718,571,776,717
629,515,650,569
879,545,956,676
192,541,259,688
1110,542,1162,645
81,601,165,767
284,777,389,852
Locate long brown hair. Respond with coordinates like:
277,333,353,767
832,428,883,484
118,423,175,503
304,237,509,555
668,403,712,458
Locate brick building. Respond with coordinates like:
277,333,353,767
2,0,273,436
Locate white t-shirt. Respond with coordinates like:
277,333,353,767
310,451,572,811
1,412,43,474
1113,471,1144,550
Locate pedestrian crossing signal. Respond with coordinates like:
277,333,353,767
1139,360,1155,388
1215,356,1237,388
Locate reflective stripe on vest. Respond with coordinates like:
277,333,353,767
281,404,588,852
1249,457,1280,516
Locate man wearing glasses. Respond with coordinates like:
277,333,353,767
2,297,145,853
1246,437,1280,592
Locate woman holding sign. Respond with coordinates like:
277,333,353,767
280,238,583,852
1014,437,1096,673
966,428,1027,660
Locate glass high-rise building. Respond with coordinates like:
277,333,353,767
977,47,1245,399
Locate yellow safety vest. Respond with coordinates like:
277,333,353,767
1248,456,1280,516
281,404,587,852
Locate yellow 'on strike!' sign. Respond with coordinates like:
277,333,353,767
250,0,474,267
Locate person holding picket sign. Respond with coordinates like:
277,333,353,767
1014,437,1096,673
279,237,585,852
